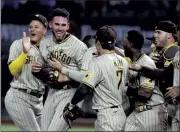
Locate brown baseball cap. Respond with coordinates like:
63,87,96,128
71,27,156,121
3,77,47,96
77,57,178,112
29,14,48,28
96,25,117,45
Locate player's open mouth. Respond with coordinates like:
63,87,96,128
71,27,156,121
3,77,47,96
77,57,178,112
56,31,64,35
31,33,36,37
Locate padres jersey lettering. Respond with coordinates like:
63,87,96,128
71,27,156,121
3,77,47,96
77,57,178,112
39,34,92,131
8,39,45,91
40,34,91,70
82,53,129,110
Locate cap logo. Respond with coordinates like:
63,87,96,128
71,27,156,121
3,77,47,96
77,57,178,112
35,14,39,17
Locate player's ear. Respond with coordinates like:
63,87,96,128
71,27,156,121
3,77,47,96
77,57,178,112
49,21,52,28
167,33,172,39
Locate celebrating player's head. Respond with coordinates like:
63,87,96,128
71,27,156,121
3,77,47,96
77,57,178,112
95,25,117,54
49,8,70,41
28,14,48,44
154,20,178,48
122,30,144,57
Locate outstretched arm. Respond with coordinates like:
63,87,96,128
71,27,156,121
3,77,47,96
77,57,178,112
129,63,174,80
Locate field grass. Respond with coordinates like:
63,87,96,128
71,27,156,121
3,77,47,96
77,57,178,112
1,124,94,131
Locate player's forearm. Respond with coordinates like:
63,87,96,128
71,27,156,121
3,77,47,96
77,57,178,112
71,83,91,105
61,67,86,82
9,52,27,76
141,66,165,79
141,64,173,80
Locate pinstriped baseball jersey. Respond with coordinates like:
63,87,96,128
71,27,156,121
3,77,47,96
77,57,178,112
124,54,168,131
40,34,90,71
82,53,129,110
171,51,180,131
128,54,164,106
173,51,180,86
8,39,45,92
39,34,91,131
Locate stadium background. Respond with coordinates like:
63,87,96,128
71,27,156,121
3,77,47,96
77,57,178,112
1,0,179,131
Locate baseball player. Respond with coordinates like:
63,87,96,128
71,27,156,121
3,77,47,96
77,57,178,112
151,21,179,130
32,8,92,131
122,30,168,131
4,14,48,131
60,25,129,131
129,50,180,131
150,21,178,91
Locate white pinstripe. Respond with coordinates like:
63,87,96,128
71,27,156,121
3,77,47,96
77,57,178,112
170,51,180,131
5,39,45,131
40,34,90,131
5,88,43,131
82,53,128,131
124,54,168,131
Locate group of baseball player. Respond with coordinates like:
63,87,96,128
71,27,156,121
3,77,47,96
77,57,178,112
5,7,179,131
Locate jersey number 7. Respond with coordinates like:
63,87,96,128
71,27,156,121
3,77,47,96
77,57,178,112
116,69,123,90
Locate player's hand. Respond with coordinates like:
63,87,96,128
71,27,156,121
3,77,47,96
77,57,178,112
22,32,31,53
129,63,142,71
150,54,160,63
165,86,180,100
47,58,63,72
58,72,70,82
32,62,42,72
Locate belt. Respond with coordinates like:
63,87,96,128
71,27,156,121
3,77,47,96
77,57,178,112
95,106,118,112
135,103,165,112
17,88,43,98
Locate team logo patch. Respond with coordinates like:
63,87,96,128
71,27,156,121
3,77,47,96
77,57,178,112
83,72,94,81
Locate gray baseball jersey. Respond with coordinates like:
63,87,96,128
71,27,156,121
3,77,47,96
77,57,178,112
39,34,91,131
8,39,45,91
171,51,180,131
5,39,45,131
173,51,180,86
124,54,168,131
82,53,128,131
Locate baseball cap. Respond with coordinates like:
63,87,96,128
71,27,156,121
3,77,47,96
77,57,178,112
29,14,48,28
96,25,117,45
155,20,178,35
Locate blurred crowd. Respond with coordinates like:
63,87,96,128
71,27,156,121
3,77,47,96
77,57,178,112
1,0,179,30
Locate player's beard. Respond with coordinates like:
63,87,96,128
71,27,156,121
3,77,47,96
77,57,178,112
52,31,66,42
124,49,133,58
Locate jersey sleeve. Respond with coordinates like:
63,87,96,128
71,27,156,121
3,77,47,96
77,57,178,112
138,59,156,98
75,42,89,70
82,61,103,89
39,38,52,61
8,39,23,64
80,49,94,71
139,76,155,89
